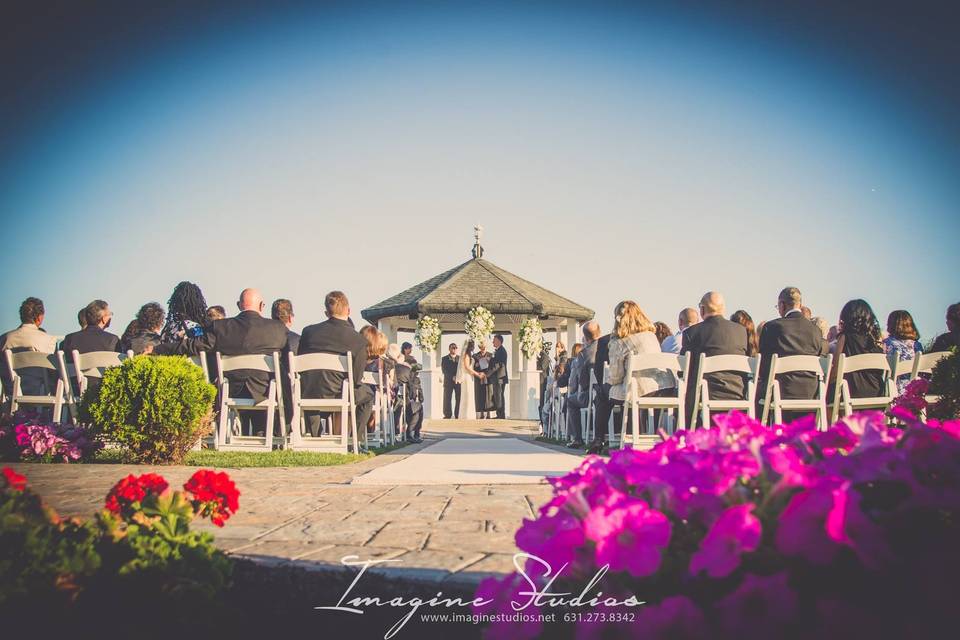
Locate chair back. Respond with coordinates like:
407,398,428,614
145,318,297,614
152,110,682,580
888,353,915,380
771,354,831,378
626,352,687,377
73,350,132,380
188,353,210,380
700,354,758,375
290,352,351,375
216,353,280,389
5,350,58,373
912,351,951,377
838,353,891,375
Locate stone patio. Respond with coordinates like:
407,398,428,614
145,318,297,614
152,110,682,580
10,419,582,589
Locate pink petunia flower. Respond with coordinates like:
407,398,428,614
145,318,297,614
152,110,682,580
689,503,762,578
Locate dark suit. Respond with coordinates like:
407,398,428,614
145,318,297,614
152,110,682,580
487,344,509,418
931,330,960,352
441,354,460,419
758,311,828,406
60,326,121,362
681,315,749,425
285,330,301,355
280,330,301,424
297,318,373,442
394,360,423,439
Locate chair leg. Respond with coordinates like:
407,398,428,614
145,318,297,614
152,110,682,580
701,387,711,429
264,408,275,452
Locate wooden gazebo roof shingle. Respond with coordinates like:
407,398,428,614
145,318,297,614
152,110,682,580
360,258,594,325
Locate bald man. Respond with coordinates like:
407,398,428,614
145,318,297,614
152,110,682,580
680,291,750,426
156,287,289,436
661,307,700,354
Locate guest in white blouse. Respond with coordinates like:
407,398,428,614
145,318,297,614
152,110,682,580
589,301,675,453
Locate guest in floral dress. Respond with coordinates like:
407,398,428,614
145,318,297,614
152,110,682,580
883,309,923,393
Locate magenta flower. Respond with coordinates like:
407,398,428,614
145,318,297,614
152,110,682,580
634,596,706,640
775,482,844,564
716,572,798,639
689,503,762,578
514,510,584,570
585,498,671,577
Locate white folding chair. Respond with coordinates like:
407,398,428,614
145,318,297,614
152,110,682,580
189,352,211,381
216,352,284,452
583,369,598,444
72,349,134,398
911,350,952,415
4,349,68,423
623,352,688,449
54,351,80,422
760,354,832,430
888,352,916,393
831,353,896,423
692,354,760,427
362,370,393,448
554,386,568,441
288,352,357,454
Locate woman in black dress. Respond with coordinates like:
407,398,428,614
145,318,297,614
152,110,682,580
474,342,494,418
829,299,885,400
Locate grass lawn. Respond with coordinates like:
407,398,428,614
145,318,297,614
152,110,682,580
92,440,410,468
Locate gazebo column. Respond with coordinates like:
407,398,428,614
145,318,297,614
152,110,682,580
566,320,579,354
509,329,521,419
422,334,443,421
379,319,398,344
514,318,542,420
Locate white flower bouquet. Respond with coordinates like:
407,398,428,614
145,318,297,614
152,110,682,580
518,317,544,359
465,306,496,343
414,315,441,352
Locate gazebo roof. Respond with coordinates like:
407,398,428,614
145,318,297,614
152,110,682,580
360,257,595,325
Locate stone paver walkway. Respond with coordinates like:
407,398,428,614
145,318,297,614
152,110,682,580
10,420,579,587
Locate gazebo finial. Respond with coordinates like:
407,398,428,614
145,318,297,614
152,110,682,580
472,224,484,259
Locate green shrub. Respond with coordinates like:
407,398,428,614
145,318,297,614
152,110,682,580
929,348,960,419
82,356,216,464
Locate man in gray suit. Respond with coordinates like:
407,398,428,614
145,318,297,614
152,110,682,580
565,321,600,447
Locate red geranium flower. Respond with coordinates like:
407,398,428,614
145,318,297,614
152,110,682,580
2,467,27,492
184,469,240,527
104,473,169,517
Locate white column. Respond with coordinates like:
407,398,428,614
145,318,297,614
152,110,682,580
516,318,542,420
421,342,443,422
509,329,521,419
566,320,579,353
379,319,398,344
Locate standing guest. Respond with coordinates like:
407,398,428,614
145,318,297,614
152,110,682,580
730,310,759,357
681,291,749,426
155,288,289,436
60,300,121,362
556,341,569,369
206,306,226,321
271,298,300,354
930,302,960,352
653,322,672,346
0,297,59,397
441,342,461,419
758,287,829,418
537,341,553,420
566,322,601,448
119,302,166,355
589,302,674,453
883,310,923,393
297,291,373,450
488,334,509,419
161,281,208,343
401,341,417,365
828,299,885,400
811,317,830,340
473,342,493,418
661,308,700,354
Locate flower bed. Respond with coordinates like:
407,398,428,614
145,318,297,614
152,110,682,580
0,410,101,462
474,410,960,639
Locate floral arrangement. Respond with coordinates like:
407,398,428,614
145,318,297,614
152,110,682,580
518,317,544,360
888,350,959,421
474,410,960,638
414,314,442,353
890,378,930,419
465,306,496,344
1,466,238,625
0,410,101,462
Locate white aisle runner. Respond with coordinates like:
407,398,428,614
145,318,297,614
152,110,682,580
352,438,584,485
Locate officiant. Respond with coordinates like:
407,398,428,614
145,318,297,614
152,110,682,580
488,334,509,419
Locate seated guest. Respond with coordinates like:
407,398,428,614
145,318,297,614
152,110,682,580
681,291,749,426
566,321,600,448
77,308,88,329
930,302,960,352
557,343,583,388
828,299,885,400
801,306,813,319
653,322,672,346
358,326,388,432
883,309,923,393
155,288,288,436
401,341,417,365
388,343,423,443
730,310,759,357
758,287,829,416
160,281,209,343
811,316,830,340
271,298,300,354
60,300,121,362
119,302,166,355
206,305,226,321
661,308,700,354
555,341,568,369
0,297,59,397
589,301,674,453
297,291,374,450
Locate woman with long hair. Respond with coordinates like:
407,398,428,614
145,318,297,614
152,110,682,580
653,322,673,346
730,310,759,357
883,309,923,393
829,299,885,399
160,281,208,343
456,339,481,419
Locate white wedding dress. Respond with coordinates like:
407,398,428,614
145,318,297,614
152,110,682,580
456,340,477,420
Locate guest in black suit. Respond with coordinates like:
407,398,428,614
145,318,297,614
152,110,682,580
758,287,829,418
154,288,289,435
119,302,166,355
297,291,373,450
681,291,749,426
930,302,960,352
60,300,121,362
441,342,461,419
271,298,300,354
488,334,509,419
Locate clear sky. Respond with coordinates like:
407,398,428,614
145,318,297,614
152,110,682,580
1,1,957,344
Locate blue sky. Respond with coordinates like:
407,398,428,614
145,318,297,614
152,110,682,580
1,1,957,343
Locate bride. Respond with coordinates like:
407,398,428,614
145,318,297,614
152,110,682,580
456,339,482,419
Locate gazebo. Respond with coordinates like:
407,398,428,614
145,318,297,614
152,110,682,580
361,229,594,420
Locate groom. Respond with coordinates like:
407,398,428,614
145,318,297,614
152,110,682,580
488,334,509,419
